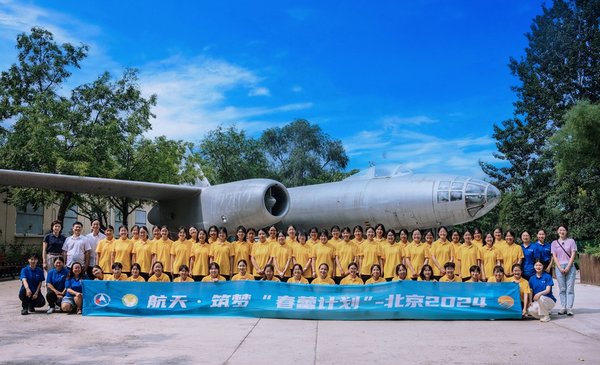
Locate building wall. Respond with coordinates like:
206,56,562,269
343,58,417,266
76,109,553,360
0,192,152,247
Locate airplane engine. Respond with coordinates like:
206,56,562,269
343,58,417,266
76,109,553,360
200,179,289,231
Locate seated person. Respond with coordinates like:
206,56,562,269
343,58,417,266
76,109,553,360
18,253,46,315
465,265,482,282
174,265,195,282
439,262,461,282
45,257,69,313
61,262,85,314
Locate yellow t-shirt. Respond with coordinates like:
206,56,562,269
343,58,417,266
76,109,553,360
312,243,337,278
104,273,128,281
328,237,342,249
201,275,226,282
340,275,364,285
251,242,272,276
261,276,281,282
152,239,173,272
287,276,309,284
472,239,483,246
312,277,335,285
365,277,386,284
431,240,454,276
285,237,298,247
359,240,382,276
127,276,146,282
133,240,153,274
494,239,508,251
335,241,359,277
231,273,255,281
500,243,524,275
271,243,293,277
148,274,171,282
439,275,462,282
407,242,429,275
512,277,532,303
173,276,195,282
457,244,482,279
233,241,253,274
210,241,235,275
112,238,134,272
480,245,502,279
170,239,192,273
381,243,404,279
190,243,210,276
392,275,407,281
292,243,314,278
96,238,115,273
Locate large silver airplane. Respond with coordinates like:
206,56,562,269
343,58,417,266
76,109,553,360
0,165,500,231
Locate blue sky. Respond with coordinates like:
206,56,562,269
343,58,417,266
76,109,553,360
0,0,546,179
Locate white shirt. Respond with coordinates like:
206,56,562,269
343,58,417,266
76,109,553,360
62,235,92,268
86,232,106,266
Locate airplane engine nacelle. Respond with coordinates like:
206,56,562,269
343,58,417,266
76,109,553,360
200,179,289,231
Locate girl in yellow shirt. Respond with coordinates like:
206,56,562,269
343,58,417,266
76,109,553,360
418,264,436,282
382,229,403,280
456,230,482,280
312,263,335,285
201,262,226,282
207,225,218,245
96,226,115,273
132,226,153,280
111,226,133,274
231,260,255,281
286,225,298,247
293,231,313,280
359,227,382,280
392,263,408,281
406,229,427,279
375,223,386,248
260,264,281,282
152,226,173,278
334,227,358,283
190,229,210,281
233,226,253,275
246,228,256,244
171,227,192,279
365,263,386,284
493,227,507,250
148,261,171,282
287,264,309,284
328,225,342,249
173,264,195,282
127,263,145,282
251,228,272,279
472,227,484,246
340,262,364,285
105,262,128,281
351,225,364,247
480,233,501,282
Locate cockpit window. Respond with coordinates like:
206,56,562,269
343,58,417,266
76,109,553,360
451,182,464,190
451,191,462,201
437,191,449,203
439,181,450,190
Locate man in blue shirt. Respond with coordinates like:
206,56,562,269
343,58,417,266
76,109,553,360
18,253,46,315
528,260,556,322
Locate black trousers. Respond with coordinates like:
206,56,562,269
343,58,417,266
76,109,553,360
19,288,46,309
46,290,62,307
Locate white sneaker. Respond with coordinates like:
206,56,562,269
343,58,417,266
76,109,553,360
558,308,567,315
46,307,54,314
540,315,551,322
567,309,574,316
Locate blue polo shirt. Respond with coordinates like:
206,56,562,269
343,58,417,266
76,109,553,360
521,243,538,277
20,265,45,291
65,276,84,298
44,233,66,255
47,267,70,291
529,272,556,302
535,241,552,263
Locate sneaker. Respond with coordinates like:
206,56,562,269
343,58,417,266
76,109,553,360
540,315,551,322
46,307,55,314
558,308,567,315
567,309,574,316
28,308,35,314
21,309,29,315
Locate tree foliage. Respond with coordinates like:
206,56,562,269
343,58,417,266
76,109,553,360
260,119,349,187
480,0,600,238
0,27,202,227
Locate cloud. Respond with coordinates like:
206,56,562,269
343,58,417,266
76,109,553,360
291,85,303,93
343,122,499,178
139,55,313,139
248,87,270,96
381,115,439,127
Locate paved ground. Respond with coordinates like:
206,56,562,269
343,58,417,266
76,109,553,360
1,276,599,365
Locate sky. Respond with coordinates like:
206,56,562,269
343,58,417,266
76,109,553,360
0,0,547,179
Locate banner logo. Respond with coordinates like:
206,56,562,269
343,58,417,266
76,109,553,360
93,293,111,307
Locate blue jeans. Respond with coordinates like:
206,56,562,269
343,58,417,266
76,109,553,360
555,263,576,309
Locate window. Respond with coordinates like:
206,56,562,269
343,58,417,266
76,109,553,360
16,204,44,235
63,206,78,235
135,210,147,226
114,210,124,229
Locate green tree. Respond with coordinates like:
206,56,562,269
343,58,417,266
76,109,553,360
550,101,600,240
480,0,600,233
198,125,270,184
259,119,349,187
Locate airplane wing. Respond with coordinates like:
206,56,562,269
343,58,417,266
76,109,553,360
0,169,201,201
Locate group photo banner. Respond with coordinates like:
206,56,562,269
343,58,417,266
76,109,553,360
83,280,521,320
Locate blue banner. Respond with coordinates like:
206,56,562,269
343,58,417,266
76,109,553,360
83,280,521,320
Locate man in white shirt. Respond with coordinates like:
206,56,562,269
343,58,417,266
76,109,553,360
85,220,106,278
62,221,92,272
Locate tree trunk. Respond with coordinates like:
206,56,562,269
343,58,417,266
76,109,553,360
119,197,130,229
56,191,73,226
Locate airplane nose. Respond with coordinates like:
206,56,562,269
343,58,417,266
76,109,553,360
486,184,501,207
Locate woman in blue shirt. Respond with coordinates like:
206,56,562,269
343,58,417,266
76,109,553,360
527,259,556,322
520,230,537,280
45,256,69,314
61,262,85,314
18,253,46,315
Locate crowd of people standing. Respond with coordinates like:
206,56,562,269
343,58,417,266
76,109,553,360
19,219,577,322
